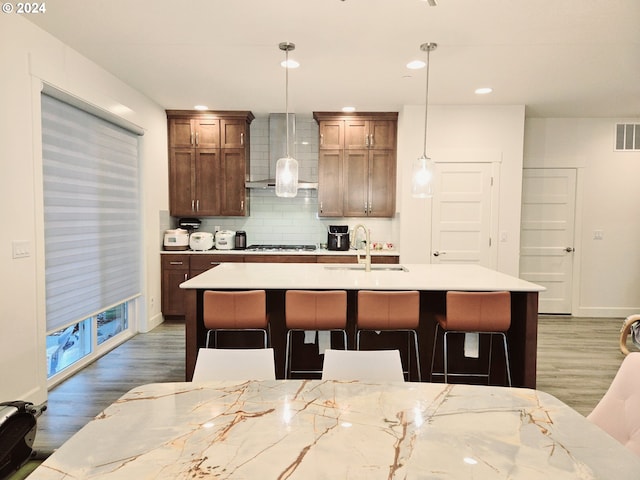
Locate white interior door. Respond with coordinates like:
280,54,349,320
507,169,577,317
431,163,496,267
519,168,576,314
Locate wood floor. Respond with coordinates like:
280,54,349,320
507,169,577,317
32,316,630,454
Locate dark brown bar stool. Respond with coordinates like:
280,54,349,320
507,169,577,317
430,291,512,386
356,290,421,381
203,290,269,348
284,290,348,379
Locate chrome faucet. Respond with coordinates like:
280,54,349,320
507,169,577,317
353,224,371,272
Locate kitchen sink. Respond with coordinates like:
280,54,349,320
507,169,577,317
324,265,409,272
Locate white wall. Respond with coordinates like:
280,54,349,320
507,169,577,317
397,104,525,275
0,15,168,404
524,118,640,317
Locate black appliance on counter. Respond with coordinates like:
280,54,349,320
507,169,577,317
327,225,350,251
234,231,247,249
0,401,46,479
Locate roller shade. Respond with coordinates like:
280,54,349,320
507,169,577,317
41,93,141,333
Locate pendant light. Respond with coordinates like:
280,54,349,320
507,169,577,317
275,42,299,198
411,42,437,198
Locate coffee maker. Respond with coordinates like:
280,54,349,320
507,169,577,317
327,225,350,251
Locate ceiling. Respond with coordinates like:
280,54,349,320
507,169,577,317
27,0,640,117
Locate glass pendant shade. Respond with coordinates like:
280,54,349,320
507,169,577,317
411,154,434,198
275,155,299,198
411,42,437,199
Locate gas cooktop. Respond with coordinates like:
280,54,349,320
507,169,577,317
246,244,317,252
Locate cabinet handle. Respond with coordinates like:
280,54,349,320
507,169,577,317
184,273,188,281
196,200,200,211
368,202,372,214
210,262,220,266
190,132,194,145
320,134,324,146
195,132,199,146
169,261,184,265
320,201,323,213
364,202,368,214
191,200,195,211
365,135,369,147
240,200,244,210
369,134,374,147
240,133,244,146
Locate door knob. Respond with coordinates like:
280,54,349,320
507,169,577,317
433,251,445,256
565,247,575,252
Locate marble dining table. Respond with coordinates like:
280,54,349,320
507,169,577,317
30,380,640,479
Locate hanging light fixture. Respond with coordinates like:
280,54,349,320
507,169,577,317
412,42,437,198
275,42,299,198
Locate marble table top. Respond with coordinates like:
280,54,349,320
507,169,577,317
32,380,639,479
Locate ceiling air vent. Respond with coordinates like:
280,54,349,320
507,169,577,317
615,123,640,151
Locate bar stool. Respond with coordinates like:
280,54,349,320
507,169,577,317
203,290,269,348
430,291,512,386
284,290,348,379
356,290,421,381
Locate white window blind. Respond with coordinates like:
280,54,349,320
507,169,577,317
41,93,141,333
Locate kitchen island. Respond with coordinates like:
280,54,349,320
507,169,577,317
180,263,544,387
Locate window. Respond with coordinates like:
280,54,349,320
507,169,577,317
41,90,142,382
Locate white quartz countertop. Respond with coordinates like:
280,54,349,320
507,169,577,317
162,248,399,256
180,262,544,292
31,380,640,479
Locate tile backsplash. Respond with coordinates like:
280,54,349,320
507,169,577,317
165,114,397,248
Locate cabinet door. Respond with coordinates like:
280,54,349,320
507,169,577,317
344,119,369,149
220,119,247,149
190,254,244,276
194,118,220,148
168,119,194,148
368,150,396,217
195,149,221,216
319,120,344,149
318,149,343,217
161,255,189,316
343,149,369,216
220,148,247,216
169,148,196,216
369,120,396,150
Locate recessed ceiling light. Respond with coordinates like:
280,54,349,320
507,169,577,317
281,59,300,68
407,60,426,70
194,105,208,110
342,106,356,113
475,87,493,95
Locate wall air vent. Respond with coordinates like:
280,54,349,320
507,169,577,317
615,123,640,151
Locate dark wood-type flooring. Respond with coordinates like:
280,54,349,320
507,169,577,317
32,316,632,454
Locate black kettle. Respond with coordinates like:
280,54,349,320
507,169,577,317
235,231,247,249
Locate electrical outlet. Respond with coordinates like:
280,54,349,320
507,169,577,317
593,230,604,240
12,240,31,259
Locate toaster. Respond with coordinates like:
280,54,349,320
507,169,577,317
189,232,214,251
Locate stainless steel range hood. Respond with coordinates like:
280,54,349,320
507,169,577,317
245,113,318,190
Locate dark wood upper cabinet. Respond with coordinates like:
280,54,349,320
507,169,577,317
166,110,254,217
313,112,398,218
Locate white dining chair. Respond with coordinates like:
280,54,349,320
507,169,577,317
191,348,276,381
321,349,405,382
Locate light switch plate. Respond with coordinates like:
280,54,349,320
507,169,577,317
12,240,31,259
